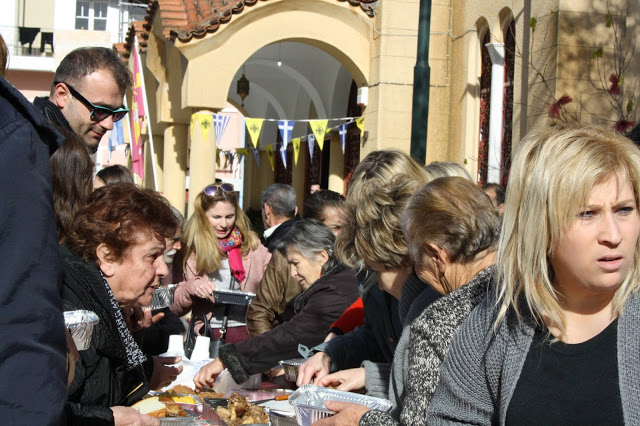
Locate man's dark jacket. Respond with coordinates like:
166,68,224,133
33,95,73,132
0,76,67,424
264,217,297,252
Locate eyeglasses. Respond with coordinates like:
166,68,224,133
203,183,234,196
55,81,129,122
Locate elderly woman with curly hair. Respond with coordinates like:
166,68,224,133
429,125,640,425
61,183,180,425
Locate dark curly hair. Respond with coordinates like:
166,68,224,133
304,190,345,221
67,183,178,265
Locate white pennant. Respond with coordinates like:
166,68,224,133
307,134,315,161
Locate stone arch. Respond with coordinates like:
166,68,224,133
176,0,372,110
244,57,328,118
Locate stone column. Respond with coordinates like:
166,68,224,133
187,116,217,217
163,124,188,215
486,42,505,184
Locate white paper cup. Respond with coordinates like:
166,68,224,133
167,334,185,356
191,336,211,361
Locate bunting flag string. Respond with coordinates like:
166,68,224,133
188,113,365,171
307,134,316,162
310,120,328,151
245,118,264,148
265,145,275,171
214,114,231,148
278,120,294,150
279,145,287,169
292,138,301,165
198,114,213,144
338,123,348,155
250,147,261,169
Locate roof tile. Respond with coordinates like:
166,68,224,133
118,0,376,60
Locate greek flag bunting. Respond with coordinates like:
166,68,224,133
213,114,231,147
278,120,294,150
338,123,348,154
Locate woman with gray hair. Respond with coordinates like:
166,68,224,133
194,219,358,387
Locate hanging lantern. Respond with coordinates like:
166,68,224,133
236,66,250,107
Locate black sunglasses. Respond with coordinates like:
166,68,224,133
55,81,129,122
203,183,234,196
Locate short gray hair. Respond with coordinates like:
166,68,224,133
261,183,297,218
275,219,340,274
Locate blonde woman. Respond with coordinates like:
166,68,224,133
428,125,640,424
171,183,270,344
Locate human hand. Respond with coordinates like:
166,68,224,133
316,368,365,392
297,352,331,387
111,406,160,426
191,276,216,302
193,357,225,390
135,305,165,332
149,356,183,390
323,332,338,343
311,401,370,425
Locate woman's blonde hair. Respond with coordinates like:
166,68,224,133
424,161,472,181
335,150,430,270
496,124,640,335
402,177,500,293
182,185,259,275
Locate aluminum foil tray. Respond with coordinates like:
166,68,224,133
269,410,297,426
212,289,256,306
289,385,392,426
279,358,306,382
149,284,177,310
158,417,201,426
64,310,99,351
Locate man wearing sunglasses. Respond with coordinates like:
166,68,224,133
34,47,132,153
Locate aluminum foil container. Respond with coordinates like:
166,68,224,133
269,410,297,426
289,385,392,426
212,289,255,306
149,284,177,310
158,417,200,426
64,310,99,351
279,358,306,382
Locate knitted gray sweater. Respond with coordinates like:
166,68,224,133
360,267,493,426
427,289,640,425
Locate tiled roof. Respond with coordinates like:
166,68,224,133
116,0,377,59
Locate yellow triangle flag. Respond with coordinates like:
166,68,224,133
236,148,249,157
292,138,301,165
190,114,196,140
197,113,213,144
245,118,264,148
310,120,328,151
355,117,365,134
216,148,221,167
265,145,275,171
